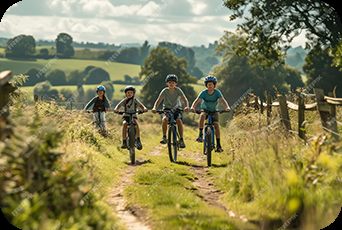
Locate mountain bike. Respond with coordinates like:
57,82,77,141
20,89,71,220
194,109,228,166
86,110,107,137
116,109,146,165
156,108,183,163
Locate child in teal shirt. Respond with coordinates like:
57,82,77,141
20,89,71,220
190,75,230,152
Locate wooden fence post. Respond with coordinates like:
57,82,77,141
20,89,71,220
0,70,15,141
278,95,292,131
298,94,305,140
34,94,39,102
266,94,272,125
314,88,330,127
328,92,339,138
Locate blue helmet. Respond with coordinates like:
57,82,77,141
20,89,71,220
96,85,106,93
204,75,217,85
165,74,178,83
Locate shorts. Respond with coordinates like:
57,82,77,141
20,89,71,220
162,110,182,120
200,110,219,123
122,115,138,123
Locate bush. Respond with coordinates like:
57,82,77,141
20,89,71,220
46,69,67,86
85,68,110,84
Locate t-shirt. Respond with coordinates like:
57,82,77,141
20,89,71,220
84,96,110,112
159,87,185,110
117,97,142,115
198,89,223,111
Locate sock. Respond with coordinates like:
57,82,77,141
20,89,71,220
123,140,127,143
199,128,203,136
163,135,166,138
180,137,183,140
137,137,140,141
216,138,221,147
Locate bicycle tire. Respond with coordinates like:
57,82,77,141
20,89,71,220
168,125,177,163
206,126,212,166
128,126,136,165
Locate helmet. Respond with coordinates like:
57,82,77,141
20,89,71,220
204,75,217,85
124,85,136,94
96,85,106,93
165,74,178,83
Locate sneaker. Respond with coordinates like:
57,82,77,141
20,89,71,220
215,146,223,152
136,139,143,150
121,141,128,149
160,136,167,144
196,135,203,142
179,139,186,148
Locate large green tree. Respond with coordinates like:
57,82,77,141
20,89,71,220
303,46,342,97
5,35,36,57
139,46,198,108
55,33,75,58
223,0,342,67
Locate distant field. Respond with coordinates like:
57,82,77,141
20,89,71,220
0,58,141,81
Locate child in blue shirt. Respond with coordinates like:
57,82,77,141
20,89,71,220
190,75,230,152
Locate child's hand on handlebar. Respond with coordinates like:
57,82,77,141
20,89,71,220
190,107,195,113
152,108,157,114
183,107,189,113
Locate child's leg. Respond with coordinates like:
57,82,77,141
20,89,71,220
162,116,169,136
176,118,183,138
101,111,106,128
93,113,99,128
134,118,140,138
122,120,127,140
214,122,220,139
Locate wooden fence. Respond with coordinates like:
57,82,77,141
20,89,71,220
0,70,16,141
249,88,341,140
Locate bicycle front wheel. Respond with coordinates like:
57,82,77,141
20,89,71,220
128,126,136,165
168,125,177,163
206,126,212,166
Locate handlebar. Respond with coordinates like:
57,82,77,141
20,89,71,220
114,109,147,115
155,108,184,115
193,109,230,115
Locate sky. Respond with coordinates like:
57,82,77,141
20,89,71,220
0,0,307,47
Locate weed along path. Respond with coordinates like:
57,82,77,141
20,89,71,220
109,157,151,230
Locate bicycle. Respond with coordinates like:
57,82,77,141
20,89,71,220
86,110,107,137
156,108,183,163
194,109,228,166
115,109,146,165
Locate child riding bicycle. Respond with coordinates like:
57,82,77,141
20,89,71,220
84,85,111,130
114,85,148,150
152,74,189,148
190,75,230,152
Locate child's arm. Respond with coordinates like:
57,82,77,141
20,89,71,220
220,97,231,112
137,99,148,112
84,97,96,111
190,97,201,112
181,95,189,112
113,99,124,113
152,96,163,113
105,97,110,111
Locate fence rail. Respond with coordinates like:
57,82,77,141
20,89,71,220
249,88,341,140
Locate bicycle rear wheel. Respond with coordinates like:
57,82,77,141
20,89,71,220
128,126,136,165
206,126,212,166
168,125,177,162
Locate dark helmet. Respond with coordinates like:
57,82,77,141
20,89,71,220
165,74,178,83
96,85,106,93
124,85,136,94
204,75,217,85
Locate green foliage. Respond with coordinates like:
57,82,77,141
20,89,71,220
5,34,36,57
0,102,120,229
46,69,67,86
33,80,59,99
55,33,74,58
303,46,342,97
66,70,85,85
139,46,198,108
100,80,115,101
23,68,46,86
85,68,110,84
223,0,342,67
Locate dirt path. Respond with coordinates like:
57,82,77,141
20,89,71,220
108,158,151,230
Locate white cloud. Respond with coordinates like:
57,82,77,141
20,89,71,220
187,0,207,15
82,1,142,17
136,1,161,17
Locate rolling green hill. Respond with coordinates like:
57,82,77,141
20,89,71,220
0,58,141,81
